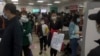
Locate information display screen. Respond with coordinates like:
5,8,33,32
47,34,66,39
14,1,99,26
32,9,40,13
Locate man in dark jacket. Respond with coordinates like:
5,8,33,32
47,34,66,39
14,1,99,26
88,39,100,56
0,3,23,56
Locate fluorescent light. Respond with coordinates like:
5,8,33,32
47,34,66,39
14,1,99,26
54,1,61,3
13,2,19,4
28,3,34,5
37,0,44,3
47,3,52,5
11,0,18,2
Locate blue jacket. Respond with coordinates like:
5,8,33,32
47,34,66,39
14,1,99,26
69,21,79,39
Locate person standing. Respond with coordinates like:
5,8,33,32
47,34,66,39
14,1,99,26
0,3,23,56
69,13,80,56
37,19,49,55
48,12,63,56
20,11,33,56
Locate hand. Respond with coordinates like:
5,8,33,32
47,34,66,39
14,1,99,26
76,32,82,34
58,29,62,33
79,32,82,34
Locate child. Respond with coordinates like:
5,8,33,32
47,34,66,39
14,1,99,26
37,19,49,55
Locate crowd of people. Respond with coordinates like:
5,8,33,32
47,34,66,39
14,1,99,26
0,3,83,56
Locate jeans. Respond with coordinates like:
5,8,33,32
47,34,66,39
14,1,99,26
70,38,78,56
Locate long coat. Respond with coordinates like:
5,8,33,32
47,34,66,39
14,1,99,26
22,21,32,46
0,16,23,56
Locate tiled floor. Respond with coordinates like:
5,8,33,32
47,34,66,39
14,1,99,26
31,33,65,56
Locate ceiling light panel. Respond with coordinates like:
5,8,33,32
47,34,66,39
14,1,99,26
47,4,52,5
11,0,18,2
28,3,34,5
54,1,61,3
37,0,44,3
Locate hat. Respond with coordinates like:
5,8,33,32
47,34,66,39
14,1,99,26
88,11,100,24
94,39,100,44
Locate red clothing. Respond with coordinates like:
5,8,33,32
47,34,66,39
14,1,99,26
50,28,58,38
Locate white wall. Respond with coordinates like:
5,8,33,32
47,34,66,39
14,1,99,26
84,9,100,56
0,4,5,15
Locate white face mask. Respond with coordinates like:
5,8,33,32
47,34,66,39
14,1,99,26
2,13,8,19
41,21,45,24
21,15,29,23
77,18,80,22
22,15,27,18
51,16,57,20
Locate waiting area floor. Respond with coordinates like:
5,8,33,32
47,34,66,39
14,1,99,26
31,33,69,56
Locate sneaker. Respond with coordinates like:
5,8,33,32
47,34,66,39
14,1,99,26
44,48,47,51
39,52,42,55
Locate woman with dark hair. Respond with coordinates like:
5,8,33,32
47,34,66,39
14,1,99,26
48,12,63,56
20,11,33,56
69,13,81,56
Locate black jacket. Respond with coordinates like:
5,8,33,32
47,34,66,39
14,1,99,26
0,16,23,56
63,13,71,27
88,46,100,56
37,24,43,37
49,18,63,30
48,18,63,46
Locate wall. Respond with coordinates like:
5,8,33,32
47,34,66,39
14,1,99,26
0,3,5,15
82,2,100,56
16,5,50,13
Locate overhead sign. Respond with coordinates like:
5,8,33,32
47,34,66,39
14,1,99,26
69,5,78,10
50,6,58,12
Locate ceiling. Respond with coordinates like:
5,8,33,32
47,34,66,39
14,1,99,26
4,0,86,6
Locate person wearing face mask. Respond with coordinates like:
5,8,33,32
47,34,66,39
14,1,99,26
69,16,81,56
37,19,49,55
0,3,23,56
20,11,33,56
48,12,63,56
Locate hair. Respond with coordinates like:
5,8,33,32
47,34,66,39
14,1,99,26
4,3,17,14
71,14,79,25
96,11,100,24
16,10,21,17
